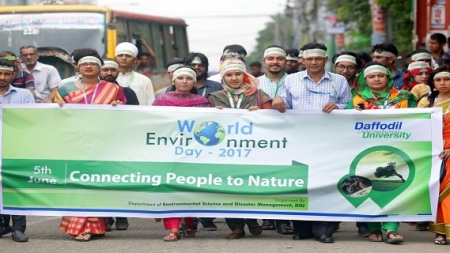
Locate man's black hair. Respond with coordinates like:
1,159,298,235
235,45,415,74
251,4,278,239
249,61,262,68
371,42,399,56
430,33,447,44
332,51,362,68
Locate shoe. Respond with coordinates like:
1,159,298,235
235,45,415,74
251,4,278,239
106,224,112,232
201,220,217,231
292,232,314,240
11,231,29,242
163,232,181,242
0,226,12,237
115,221,129,230
357,226,370,237
316,235,334,243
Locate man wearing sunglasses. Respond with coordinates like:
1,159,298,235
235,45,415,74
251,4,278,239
371,42,404,90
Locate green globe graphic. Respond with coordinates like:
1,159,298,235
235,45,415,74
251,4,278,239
193,121,226,146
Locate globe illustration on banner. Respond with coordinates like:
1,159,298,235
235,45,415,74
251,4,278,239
193,121,226,146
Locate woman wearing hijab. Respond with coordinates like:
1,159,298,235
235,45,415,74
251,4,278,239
346,61,416,244
417,65,450,245
403,61,432,101
208,58,272,111
153,66,210,107
207,58,271,239
346,61,416,110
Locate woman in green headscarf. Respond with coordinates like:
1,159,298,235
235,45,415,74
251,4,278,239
346,61,416,244
346,61,416,110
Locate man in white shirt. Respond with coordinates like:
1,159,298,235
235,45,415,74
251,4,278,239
258,45,288,99
20,45,61,103
115,42,155,105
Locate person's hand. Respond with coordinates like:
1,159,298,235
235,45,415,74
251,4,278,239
57,101,64,108
215,106,224,110
272,96,286,112
322,102,338,113
111,100,124,107
42,98,53,103
140,38,148,45
440,149,450,160
248,106,259,111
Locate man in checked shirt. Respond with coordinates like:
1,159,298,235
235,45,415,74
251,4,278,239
272,43,351,243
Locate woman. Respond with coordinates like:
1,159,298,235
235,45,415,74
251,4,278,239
58,50,126,242
208,58,271,239
403,61,432,101
417,65,450,245
55,53,126,105
153,66,209,241
347,62,416,244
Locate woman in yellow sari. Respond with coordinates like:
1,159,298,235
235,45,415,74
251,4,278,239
417,65,450,245
57,50,126,241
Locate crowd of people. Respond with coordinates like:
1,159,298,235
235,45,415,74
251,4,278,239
0,32,450,244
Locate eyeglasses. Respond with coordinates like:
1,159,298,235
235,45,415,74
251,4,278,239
79,62,99,67
21,53,36,57
335,65,357,71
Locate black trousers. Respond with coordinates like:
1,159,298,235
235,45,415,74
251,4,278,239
1,215,26,232
311,221,339,238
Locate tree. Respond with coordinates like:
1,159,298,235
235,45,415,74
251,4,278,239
327,0,413,53
374,162,405,182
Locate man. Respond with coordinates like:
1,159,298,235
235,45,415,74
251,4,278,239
249,61,264,77
20,45,61,103
136,38,156,78
332,51,362,96
285,49,300,74
184,52,222,98
115,42,155,105
0,51,35,98
258,45,288,99
272,43,351,243
298,49,306,71
428,33,447,67
371,42,404,89
154,58,184,97
100,58,139,105
0,59,34,242
208,44,247,82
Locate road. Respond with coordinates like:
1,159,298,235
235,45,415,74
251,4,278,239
0,217,447,253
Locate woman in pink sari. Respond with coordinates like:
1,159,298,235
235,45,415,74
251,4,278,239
153,66,209,241
57,50,126,241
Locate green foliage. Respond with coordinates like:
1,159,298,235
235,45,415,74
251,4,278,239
327,0,413,53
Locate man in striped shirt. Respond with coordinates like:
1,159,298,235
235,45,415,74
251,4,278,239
20,45,61,103
258,45,287,99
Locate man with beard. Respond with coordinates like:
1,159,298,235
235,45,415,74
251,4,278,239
249,61,264,77
208,44,247,82
100,59,139,105
184,52,222,97
332,51,362,96
0,59,34,242
285,49,301,74
115,42,155,105
258,45,287,99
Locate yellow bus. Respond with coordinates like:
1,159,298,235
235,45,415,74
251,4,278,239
0,4,189,77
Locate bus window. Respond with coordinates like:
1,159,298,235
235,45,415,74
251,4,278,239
0,12,106,56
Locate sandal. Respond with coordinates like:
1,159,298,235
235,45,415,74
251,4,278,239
184,225,196,238
277,223,294,235
226,231,245,239
261,220,276,230
246,220,262,236
163,232,181,242
75,233,91,242
385,231,404,244
435,234,447,245
368,230,383,242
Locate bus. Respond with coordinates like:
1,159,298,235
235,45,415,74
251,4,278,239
0,4,189,84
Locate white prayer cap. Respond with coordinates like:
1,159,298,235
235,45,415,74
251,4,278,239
115,42,138,58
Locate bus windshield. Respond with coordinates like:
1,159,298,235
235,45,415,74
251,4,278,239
0,12,105,56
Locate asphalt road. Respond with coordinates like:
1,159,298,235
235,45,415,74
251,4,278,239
1,217,448,253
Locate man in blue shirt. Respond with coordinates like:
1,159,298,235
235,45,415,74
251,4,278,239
371,42,404,90
0,59,34,242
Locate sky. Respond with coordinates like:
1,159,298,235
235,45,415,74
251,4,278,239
97,0,287,71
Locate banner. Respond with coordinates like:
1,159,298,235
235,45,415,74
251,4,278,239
0,105,442,221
